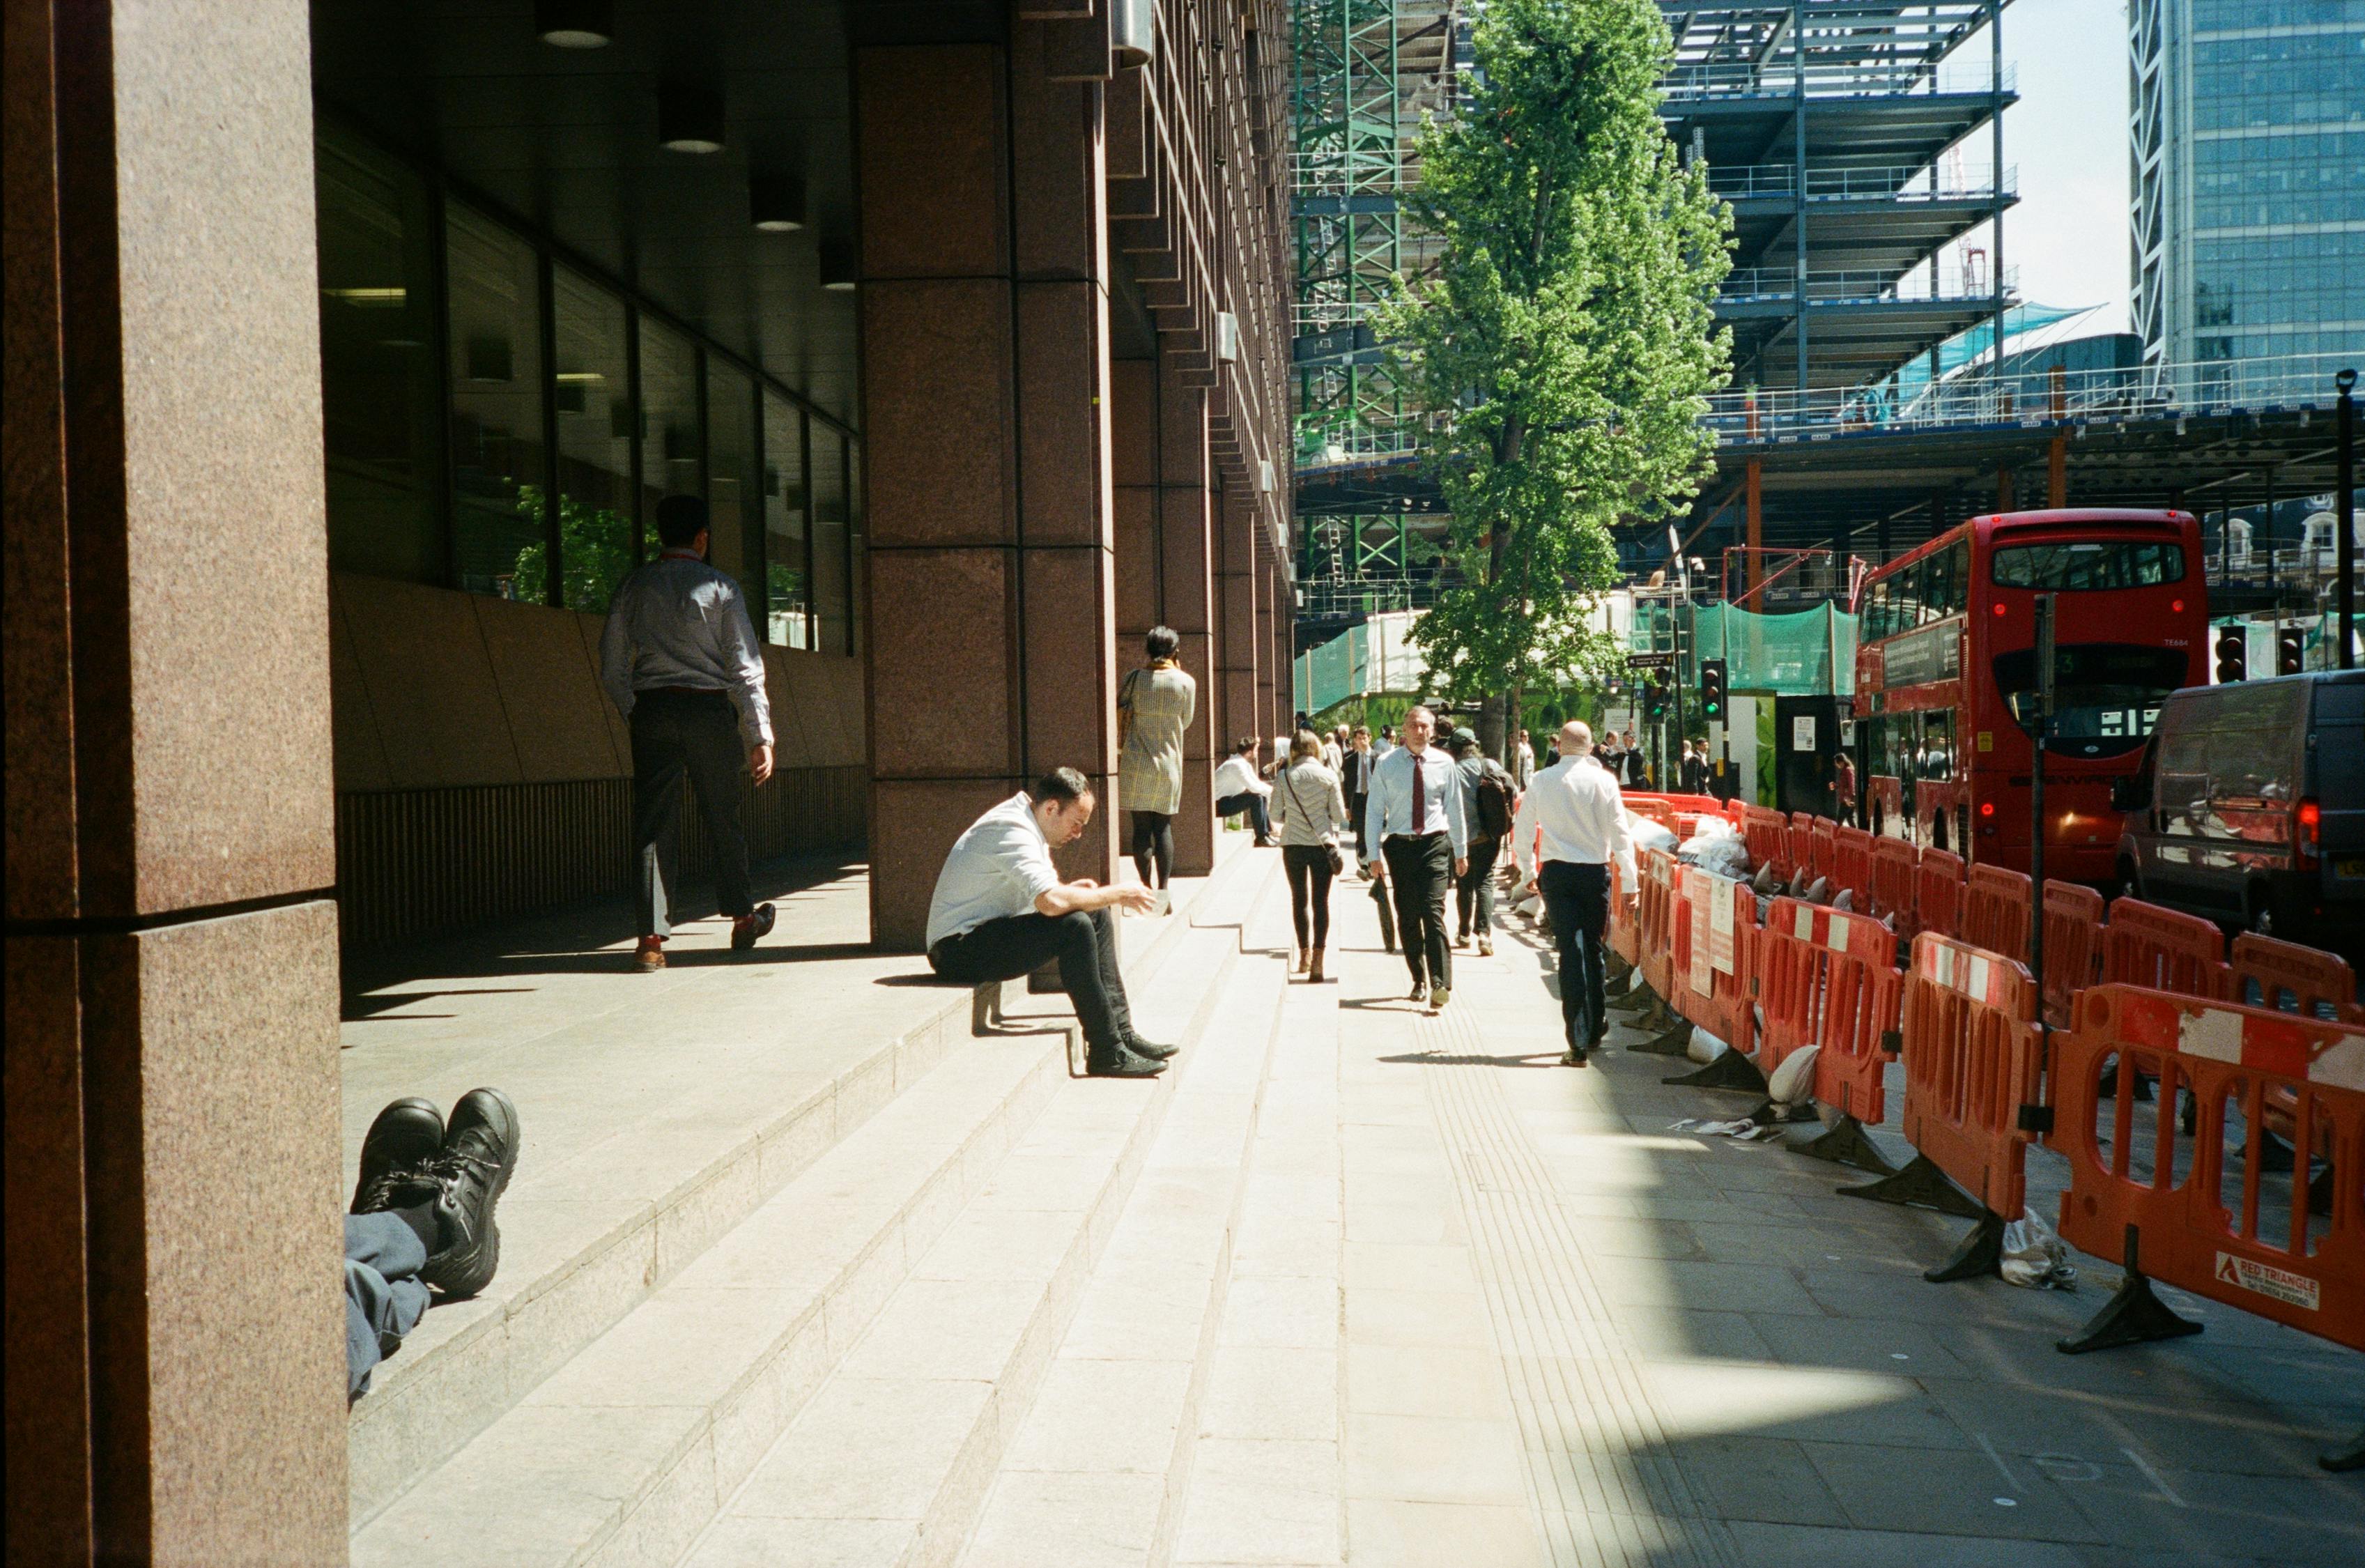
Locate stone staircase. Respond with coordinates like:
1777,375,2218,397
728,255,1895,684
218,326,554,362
348,835,1286,1567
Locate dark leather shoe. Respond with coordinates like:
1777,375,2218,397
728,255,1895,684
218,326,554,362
1087,1043,1167,1078
352,1098,444,1215
1125,1033,1179,1061
1562,1046,1590,1068
731,903,777,952
418,1088,521,1300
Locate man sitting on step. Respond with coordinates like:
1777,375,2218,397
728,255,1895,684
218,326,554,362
344,1089,522,1403
925,768,1175,1078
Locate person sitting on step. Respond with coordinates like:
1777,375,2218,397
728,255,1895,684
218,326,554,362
923,768,1175,1077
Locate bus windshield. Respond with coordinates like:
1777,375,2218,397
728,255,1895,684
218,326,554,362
1989,540,2185,590
1992,644,2189,756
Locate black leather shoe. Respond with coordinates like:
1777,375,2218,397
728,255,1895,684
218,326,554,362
352,1097,444,1215
1562,1047,1590,1068
1125,1032,1179,1061
731,902,777,952
1087,1043,1167,1078
418,1088,521,1300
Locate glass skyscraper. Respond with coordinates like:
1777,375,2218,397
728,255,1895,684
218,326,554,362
2130,0,2365,391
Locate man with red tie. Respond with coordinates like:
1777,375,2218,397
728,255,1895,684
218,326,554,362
1364,705,1469,1010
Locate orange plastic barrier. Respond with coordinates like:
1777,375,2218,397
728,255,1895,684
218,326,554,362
1665,868,1759,1077
1742,805,1793,880
1831,824,1875,910
2227,932,2364,1024
2101,896,2224,997
1813,907,1909,1132
1870,838,1920,933
2051,985,2365,1363
1635,850,1679,1005
2039,881,2107,1026
1607,857,1640,968
1916,847,1965,939
1898,933,2042,1221
1795,813,1830,882
1962,864,2033,964
1755,897,1831,1078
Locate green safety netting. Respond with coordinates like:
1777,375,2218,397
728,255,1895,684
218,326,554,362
1683,604,1857,695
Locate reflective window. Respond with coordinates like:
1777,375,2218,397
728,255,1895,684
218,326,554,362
640,319,703,571
446,206,545,599
763,392,810,647
707,357,760,606
1991,541,2187,590
550,268,635,610
812,429,852,656
316,127,441,583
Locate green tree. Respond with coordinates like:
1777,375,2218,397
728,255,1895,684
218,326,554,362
1380,0,1730,758
512,484,648,611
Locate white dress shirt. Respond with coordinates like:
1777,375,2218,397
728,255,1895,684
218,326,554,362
599,551,773,746
925,792,1062,950
1363,743,1468,859
1511,753,1638,888
1212,755,1270,799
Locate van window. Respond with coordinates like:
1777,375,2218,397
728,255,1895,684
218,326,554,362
1991,540,2186,589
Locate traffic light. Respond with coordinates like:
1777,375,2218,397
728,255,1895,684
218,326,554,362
2277,624,2306,676
2214,625,2247,684
1645,682,1667,721
1700,659,1727,723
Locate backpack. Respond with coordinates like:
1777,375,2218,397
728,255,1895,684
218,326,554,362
1472,767,1514,838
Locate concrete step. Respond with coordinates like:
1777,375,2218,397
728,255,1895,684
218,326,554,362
346,838,1256,1531
678,898,1291,1568
953,862,1307,1568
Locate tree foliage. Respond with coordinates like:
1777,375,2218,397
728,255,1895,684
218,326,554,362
1380,0,1731,751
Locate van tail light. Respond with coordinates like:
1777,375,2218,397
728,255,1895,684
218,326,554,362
2297,799,2322,871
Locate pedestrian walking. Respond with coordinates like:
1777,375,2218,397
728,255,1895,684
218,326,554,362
924,769,1173,1077
1272,729,1350,983
1446,728,1516,957
1511,722,1638,1066
1323,725,1347,775
1681,739,1709,795
599,495,776,971
1212,737,1276,845
1364,705,1468,1009
1117,625,1196,893
1339,725,1377,868
1834,750,1858,826
1513,728,1536,790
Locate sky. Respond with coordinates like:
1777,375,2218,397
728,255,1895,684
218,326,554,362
1962,0,2135,331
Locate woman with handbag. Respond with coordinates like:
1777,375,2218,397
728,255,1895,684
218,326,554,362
1272,728,1350,982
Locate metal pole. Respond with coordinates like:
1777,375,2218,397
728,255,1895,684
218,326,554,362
2339,368,2357,670
2031,593,2055,1087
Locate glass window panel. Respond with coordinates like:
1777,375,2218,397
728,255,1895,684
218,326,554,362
707,358,760,606
316,126,441,583
445,206,546,599
812,429,851,656
640,320,704,569
550,268,635,610
763,392,810,648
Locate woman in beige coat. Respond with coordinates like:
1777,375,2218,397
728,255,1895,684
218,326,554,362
1117,626,1196,892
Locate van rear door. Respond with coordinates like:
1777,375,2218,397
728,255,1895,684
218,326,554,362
2313,679,2365,898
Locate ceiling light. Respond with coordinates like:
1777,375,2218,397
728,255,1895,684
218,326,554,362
658,82,726,154
535,0,613,48
819,240,858,291
554,371,606,383
322,286,407,307
750,174,807,232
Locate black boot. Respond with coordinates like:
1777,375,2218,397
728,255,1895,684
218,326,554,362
1125,1030,1179,1061
1087,1040,1166,1078
418,1088,521,1300
351,1097,444,1215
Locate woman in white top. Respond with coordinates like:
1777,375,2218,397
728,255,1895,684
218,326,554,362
1271,728,1351,983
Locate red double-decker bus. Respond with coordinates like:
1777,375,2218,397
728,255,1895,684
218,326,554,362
1852,508,2207,882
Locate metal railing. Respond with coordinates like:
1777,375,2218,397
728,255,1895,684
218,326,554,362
1661,57,2015,102
1720,263,2019,305
1705,162,2017,203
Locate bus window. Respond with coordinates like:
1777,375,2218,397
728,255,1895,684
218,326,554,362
1943,539,1969,615
1893,558,1925,629
1925,547,1955,622
1993,643,2188,758
1991,540,2186,590
1919,712,1955,780
1866,578,1888,641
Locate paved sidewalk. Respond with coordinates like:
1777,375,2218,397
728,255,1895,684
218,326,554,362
1224,865,2363,1568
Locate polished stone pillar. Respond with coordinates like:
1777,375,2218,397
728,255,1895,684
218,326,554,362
1157,357,1218,873
1254,544,1277,745
857,27,1118,948
5,1,346,1559
1216,497,1261,754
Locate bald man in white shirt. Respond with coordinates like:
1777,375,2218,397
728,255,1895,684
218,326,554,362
1511,722,1638,1065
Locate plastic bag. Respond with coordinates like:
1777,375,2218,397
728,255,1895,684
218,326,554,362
2001,1210,2079,1291
1628,813,1678,854
1686,1025,1728,1064
1766,1043,1819,1105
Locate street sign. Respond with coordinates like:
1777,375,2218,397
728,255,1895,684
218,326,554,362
1625,652,1674,670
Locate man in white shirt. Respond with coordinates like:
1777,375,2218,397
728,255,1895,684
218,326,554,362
1364,705,1469,1008
1212,737,1275,845
1512,722,1639,1065
925,769,1170,1077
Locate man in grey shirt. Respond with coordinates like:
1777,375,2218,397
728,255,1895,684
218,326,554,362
600,495,775,970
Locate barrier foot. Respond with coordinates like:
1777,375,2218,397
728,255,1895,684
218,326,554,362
1607,981,1656,1015
1835,1153,1985,1220
1924,1209,2006,1284
1789,1113,1901,1177
1606,955,1635,987
2321,1428,2365,1473
1628,1017,1695,1057
2244,1127,2297,1175
2057,1230,2203,1355
1663,1050,1769,1093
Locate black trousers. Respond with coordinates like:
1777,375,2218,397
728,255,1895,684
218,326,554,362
1349,792,1370,860
1538,861,1610,1050
1282,845,1335,950
1216,791,1271,840
928,907,1135,1050
1455,836,1501,939
1382,833,1453,990
631,690,753,938
1130,810,1174,889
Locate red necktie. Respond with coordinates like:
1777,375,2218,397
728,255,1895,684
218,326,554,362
1411,754,1426,833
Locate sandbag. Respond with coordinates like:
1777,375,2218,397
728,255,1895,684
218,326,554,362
1766,1044,1819,1105
1686,1025,1728,1065
1628,813,1677,854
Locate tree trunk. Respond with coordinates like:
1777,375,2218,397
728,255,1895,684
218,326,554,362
1479,695,1507,762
